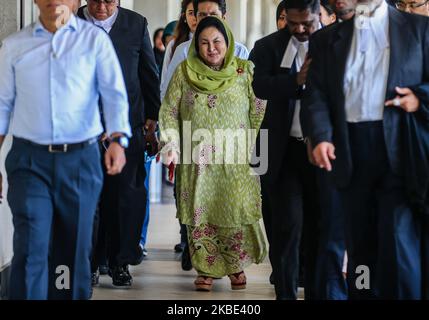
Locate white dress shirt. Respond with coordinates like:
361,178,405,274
281,36,309,138
83,7,119,33
161,40,175,85
343,0,390,123
160,38,249,101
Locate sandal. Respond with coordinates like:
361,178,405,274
228,271,247,290
194,276,213,291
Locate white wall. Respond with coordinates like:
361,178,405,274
132,0,279,51
133,0,180,38
0,0,17,271
0,0,20,42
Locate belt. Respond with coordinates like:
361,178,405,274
14,137,98,153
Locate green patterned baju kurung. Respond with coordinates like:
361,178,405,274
159,58,267,278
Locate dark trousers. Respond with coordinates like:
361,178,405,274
7,138,102,300
343,121,423,299
424,215,429,299
263,138,320,300
314,171,348,300
98,129,147,268
91,204,107,273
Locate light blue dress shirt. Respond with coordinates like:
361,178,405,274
160,39,249,101
0,15,131,145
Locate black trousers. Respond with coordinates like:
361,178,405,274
424,215,429,299
342,121,424,299
94,129,148,268
91,203,107,272
262,137,320,300
314,171,348,300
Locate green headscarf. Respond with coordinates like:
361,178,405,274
182,17,238,94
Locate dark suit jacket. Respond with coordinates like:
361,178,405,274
78,7,160,129
249,28,302,183
302,7,429,213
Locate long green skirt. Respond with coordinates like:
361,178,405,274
187,222,267,278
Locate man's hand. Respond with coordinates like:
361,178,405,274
144,119,159,156
385,87,420,113
313,142,336,172
306,140,317,166
105,142,126,175
297,56,312,86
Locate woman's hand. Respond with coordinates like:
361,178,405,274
162,150,179,167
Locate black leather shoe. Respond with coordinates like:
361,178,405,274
269,272,274,285
109,265,132,287
91,271,99,286
99,265,109,275
181,245,193,271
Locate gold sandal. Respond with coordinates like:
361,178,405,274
228,272,247,290
194,276,213,291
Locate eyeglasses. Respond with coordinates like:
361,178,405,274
395,0,429,10
88,0,117,5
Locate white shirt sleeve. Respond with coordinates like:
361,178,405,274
234,42,250,60
160,40,175,90
160,41,189,102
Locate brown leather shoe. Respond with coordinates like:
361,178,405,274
194,276,213,291
228,271,247,290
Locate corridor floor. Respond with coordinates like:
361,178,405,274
91,201,277,300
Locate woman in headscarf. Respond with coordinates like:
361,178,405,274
159,17,267,292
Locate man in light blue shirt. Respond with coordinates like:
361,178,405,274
0,0,131,300
160,0,249,101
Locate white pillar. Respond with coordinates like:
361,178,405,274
133,0,180,34
226,0,248,46
120,0,135,10
246,0,263,50
262,0,278,36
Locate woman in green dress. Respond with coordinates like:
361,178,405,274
159,16,267,291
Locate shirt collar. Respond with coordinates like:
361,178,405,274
84,6,119,32
372,0,388,22
356,0,389,50
33,13,78,36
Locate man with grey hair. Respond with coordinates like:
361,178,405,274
303,0,429,299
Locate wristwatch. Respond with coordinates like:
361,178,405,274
111,136,129,149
